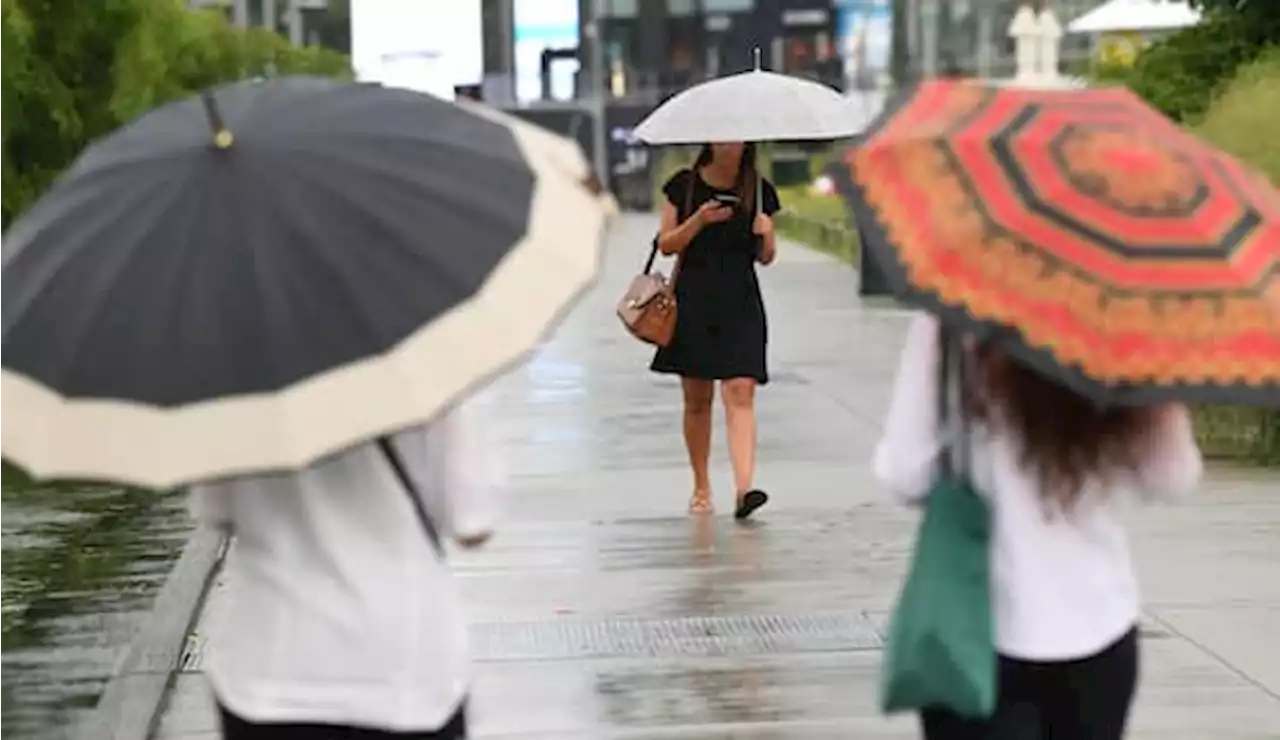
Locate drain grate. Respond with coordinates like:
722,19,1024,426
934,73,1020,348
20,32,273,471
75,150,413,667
470,613,880,662
179,613,882,671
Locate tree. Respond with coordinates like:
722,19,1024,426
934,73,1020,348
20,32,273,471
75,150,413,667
1,0,40,220
1188,0,1280,45
1,0,350,228
3,0,196,224
1120,9,1260,122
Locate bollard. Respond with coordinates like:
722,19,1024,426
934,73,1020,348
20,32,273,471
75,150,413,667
857,219,893,296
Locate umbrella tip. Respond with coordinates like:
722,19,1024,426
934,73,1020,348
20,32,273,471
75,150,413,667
200,91,234,150
753,47,762,71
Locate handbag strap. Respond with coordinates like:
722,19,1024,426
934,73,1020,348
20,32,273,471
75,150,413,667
377,436,445,558
936,326,973,482
644,170,700,282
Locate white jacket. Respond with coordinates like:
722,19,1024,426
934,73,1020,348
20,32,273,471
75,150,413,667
874,314,1203,660
189,400,501,730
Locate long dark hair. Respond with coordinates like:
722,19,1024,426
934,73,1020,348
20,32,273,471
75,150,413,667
973,344,1157,512
694,143,758,214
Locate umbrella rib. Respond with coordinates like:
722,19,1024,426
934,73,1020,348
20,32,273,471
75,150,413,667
283,145,533,280
3,170,181,332
28,176,195,392
269,138,532,231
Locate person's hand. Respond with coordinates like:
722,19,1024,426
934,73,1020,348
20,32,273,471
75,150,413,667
694,199,734,226
753,213,774,237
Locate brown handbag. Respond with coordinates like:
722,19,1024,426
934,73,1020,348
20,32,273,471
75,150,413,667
617,240,682,346
616,176,696,347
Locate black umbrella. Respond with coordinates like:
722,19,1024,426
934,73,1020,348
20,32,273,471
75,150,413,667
2,76,613,487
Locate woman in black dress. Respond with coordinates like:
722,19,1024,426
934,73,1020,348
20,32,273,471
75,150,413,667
651,142,780,519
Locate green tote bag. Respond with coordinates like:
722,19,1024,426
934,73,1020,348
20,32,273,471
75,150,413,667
880,329,996,719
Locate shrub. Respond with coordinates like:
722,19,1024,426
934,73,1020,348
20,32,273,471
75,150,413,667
1193,45,1280,183
1121,10,1261,123
1187,45,1280,464
1,0,350,228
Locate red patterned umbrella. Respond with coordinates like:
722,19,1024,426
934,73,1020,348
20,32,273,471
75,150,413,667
830,79,1280,407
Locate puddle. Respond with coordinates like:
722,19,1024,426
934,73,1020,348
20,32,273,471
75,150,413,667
1,464,190,739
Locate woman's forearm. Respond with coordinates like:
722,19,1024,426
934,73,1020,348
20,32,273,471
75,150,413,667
658,215,702,255
758,231,777,265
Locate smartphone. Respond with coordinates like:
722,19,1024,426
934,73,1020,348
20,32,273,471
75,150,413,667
711,193,741,208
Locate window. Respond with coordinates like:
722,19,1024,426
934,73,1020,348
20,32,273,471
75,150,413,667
703,0,754,11
666,0,696,16
601,19,641,94
602,0,638,18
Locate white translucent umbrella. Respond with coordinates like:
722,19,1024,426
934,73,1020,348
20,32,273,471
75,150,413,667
1067,0,1200,34
633,50,863,145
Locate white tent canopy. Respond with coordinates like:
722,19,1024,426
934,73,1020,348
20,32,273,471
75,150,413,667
1067,0,1201,34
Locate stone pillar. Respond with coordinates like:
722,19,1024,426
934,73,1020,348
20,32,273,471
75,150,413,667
976,10,994,79
637,0,668,87
262,0,277,33
1009,4,1039,83
1009,3,1065,87
481,0,516,104
286,0,304,46
1037,8,1063,82
920,0,939,79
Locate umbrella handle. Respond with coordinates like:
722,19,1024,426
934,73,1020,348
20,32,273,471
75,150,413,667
201,91,235,149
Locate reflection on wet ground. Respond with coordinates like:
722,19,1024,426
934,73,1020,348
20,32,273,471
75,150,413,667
146,216,1280,737
1,469,189,740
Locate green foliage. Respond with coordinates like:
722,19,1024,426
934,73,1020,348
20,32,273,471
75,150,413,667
1187,46,1280,464
1,0,37,219
1,0,351,228
1119,10,1262,122
1088,55,1139,88
1193,45,1280,184
1188,0,1280,46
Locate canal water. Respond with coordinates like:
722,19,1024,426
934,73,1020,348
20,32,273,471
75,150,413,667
2,465,190,740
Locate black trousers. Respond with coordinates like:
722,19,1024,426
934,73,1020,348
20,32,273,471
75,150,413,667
922,626,1139,740
218,703,467,740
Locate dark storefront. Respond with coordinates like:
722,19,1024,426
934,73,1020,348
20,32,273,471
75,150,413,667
571,0,844,207
578,0,843,103
483,1,844,210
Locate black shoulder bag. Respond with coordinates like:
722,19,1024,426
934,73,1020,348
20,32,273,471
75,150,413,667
377,437,444,558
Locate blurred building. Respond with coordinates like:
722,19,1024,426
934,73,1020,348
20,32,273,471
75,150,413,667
189,0,334,47
577,0,843,104
895,0,1105,81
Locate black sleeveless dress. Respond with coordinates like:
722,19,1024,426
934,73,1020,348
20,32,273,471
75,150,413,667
650,168,781,385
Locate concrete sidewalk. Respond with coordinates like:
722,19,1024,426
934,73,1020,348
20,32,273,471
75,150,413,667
153,215,1280,739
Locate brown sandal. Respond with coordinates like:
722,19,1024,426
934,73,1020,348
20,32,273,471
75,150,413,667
689,490,714,515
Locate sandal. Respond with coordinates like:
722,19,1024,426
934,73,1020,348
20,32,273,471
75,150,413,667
689,490,714,515
734,489,769,520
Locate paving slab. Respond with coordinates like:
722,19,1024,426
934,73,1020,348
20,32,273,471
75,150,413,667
151,214,1280,739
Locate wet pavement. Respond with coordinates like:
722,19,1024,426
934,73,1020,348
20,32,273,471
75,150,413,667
154,215,1280,738
1,473,190,740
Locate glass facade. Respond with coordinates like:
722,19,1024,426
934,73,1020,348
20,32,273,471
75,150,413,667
904,0,1106,80
592,0,840,101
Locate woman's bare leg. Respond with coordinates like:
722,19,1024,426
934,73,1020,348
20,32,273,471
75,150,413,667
721,378,757,499
681,378,715,511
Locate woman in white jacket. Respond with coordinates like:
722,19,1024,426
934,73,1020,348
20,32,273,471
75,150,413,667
188,400,500,740
875,314,1203,740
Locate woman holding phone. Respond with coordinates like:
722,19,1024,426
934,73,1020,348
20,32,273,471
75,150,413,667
651,142,781,519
